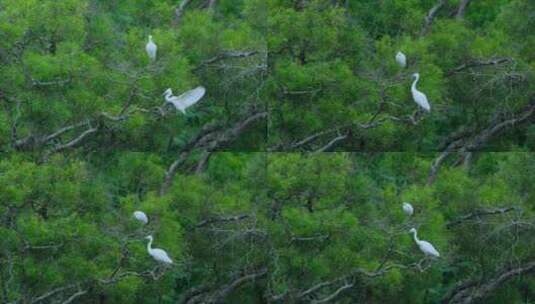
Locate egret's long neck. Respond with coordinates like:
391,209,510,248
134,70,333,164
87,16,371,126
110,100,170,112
412,230,419,243
411,76,419,92
147,238,153,253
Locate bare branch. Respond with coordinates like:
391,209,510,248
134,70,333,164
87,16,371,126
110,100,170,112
461,103,535,152
160,112,266,195
447,58,512,76
455,0,472,19
447,207,518,228
445,261,535,304
195,50,259,71
43,125,98,158
313,134,347,153
31,284,78,304
428,101,535,183
211,268,268,302
61,289,87,304
174,0,193,26
178,285,211,304
196,214,250,228
421,0,447,36
207,0,217,9
427,139,464,185
31,77,71,87
291,234,329,243
311,281,354,304
194,150,212,174
13,120,90,150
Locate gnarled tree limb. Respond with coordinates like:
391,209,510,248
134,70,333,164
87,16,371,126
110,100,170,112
174,0,193,26
447,58,512,76
160,111,267,195
196,214,250,228
447,207,518,228
428,101,535,184
455,0,472,19
445,261,535,304
421,0,448,36
194,50,259,71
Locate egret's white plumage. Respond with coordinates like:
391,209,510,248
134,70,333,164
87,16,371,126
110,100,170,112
163,86,206,114
146,35,157,61
396,51,407,68
402,202,414,216
146,235,173,264
133,211,148,224
411,73,431,112
409,228,440,258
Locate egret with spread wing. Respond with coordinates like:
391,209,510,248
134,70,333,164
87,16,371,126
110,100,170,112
163,86,206,114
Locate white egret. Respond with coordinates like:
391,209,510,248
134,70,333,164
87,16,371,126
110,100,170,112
133,211,148,225
395,51,407,68
146,35,157,61
402,202,414,216
145,235,173,264
409,228,440,258
163,86,206,114
411,73,431,112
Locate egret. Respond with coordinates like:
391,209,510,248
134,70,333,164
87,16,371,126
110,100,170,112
411,73,431,112
146,35,157,61
145,235,173,265
409,228,440,258
133,211,148,225
163,86,206,114
395,51,407,68
402,202,414,216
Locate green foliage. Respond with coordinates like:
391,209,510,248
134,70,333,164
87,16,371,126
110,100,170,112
1,0,534,303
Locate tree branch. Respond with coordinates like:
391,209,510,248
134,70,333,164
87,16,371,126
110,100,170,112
447,58,512,76
194,50,259,71
13,120,90,150
160,112,266,195
31,284,78,303
211,268,268,302
447,207,518,228
455,0,472,19
311,281,354,304
174,0,193,26
43,125,98,159
461,103,535,152
445,261,535,304
61,289,87,304
313,134,347,153
31,77,71,87
428,101,535,183
196,214,250,228
421,0,447,36
427,139,464,185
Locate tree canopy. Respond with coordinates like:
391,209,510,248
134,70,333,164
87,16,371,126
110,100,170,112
0,0,534,303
